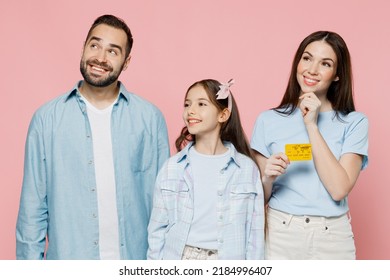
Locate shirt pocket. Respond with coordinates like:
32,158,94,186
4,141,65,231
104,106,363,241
160,180,190,224
128,131,153,172
229,183,257,224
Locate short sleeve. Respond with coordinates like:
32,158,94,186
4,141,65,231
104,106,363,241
342,113,369,170
250,113,271,158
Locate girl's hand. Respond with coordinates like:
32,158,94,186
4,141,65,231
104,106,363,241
262,152,290,185
299,92,321,126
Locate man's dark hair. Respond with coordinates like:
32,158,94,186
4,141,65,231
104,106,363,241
85,14,133,58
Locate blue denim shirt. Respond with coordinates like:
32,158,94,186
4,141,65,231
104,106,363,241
16,81,170,259
148,142,265,260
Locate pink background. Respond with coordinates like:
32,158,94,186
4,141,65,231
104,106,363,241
1,0,389,259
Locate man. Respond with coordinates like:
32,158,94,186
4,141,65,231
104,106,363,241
16,15,170,260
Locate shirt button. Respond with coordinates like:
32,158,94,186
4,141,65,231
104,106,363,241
220,170,224,174
92,213,97,218
91,187,96,192
94,240,98,246
305,218,310,223
217,191,223,196
89,160,93,165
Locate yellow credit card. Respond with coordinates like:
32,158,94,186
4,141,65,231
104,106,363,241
285,144,312,161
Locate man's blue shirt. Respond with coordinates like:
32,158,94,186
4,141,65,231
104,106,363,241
16,81,170,259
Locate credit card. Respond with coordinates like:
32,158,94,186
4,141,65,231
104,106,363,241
285,144,312,161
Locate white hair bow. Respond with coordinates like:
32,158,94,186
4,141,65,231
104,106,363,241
216,79,234,111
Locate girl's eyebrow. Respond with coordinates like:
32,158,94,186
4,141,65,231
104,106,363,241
185,98,210,102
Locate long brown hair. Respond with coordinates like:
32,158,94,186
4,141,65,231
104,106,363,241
175,79,254,160
275,31,355,118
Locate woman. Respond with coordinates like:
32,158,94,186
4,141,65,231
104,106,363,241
251,31,368,259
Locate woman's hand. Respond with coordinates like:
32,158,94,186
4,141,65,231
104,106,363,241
299,92,321,126
253,151,290,203
262,152,290,185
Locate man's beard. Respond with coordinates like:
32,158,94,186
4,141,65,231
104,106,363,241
80,58,124,87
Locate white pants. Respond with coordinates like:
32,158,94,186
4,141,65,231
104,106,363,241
266,208,356,260
181,245,218,260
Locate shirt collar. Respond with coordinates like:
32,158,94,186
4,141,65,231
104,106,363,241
64,80,131,104
176,141,241,168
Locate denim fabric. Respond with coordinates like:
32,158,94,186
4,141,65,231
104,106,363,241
16,81,170,259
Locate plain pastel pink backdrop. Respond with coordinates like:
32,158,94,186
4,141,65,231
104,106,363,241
1,0,389,260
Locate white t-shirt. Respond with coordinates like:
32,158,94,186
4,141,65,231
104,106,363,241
82,96,120,259
186,146,231,250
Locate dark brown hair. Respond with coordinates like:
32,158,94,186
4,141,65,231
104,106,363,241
275,31,355,118
85,14,133,58
175,79,254,161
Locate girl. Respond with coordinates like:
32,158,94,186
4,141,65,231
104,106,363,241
251,31,369,259
148,79,264,260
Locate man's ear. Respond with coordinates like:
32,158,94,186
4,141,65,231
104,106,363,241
122,55,131,71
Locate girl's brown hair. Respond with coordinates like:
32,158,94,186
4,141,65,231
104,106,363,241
175,79,254,161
